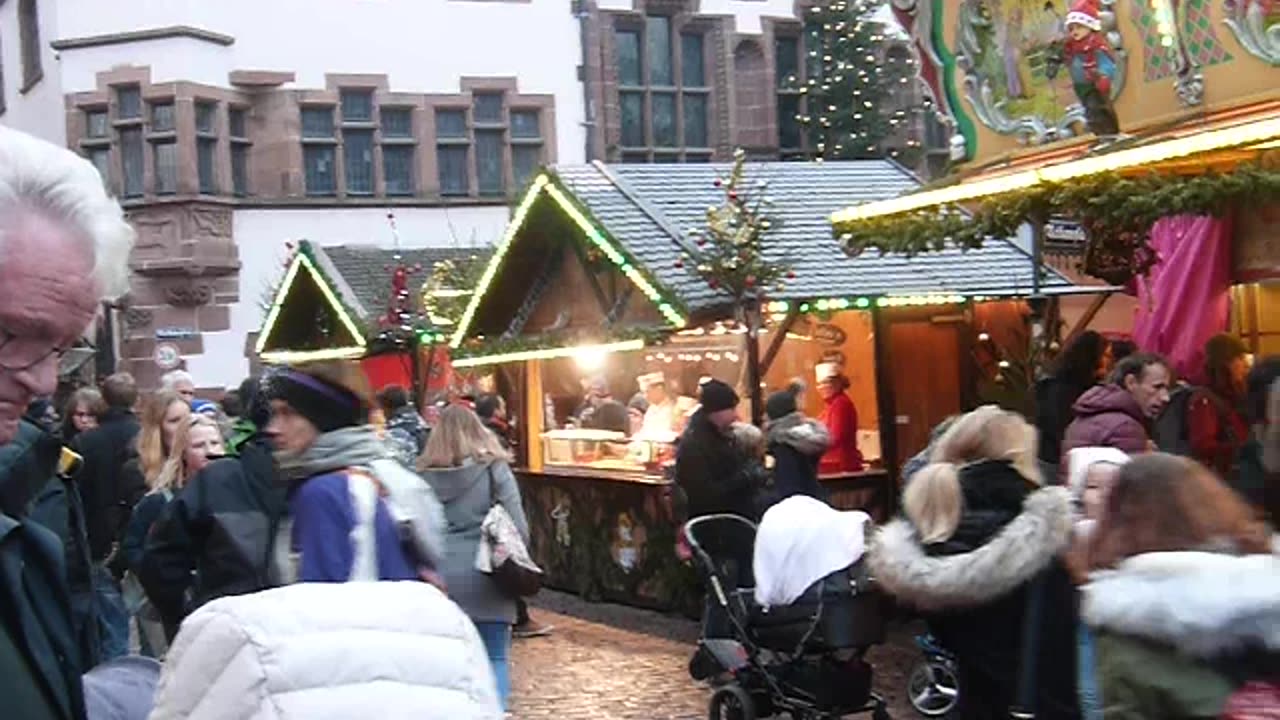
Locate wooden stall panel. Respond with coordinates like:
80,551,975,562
888,320,963,468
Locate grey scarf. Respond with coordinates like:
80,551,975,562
766,412,831,456
275,425,390,483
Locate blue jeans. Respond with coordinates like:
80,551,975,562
92,563,129,663
1078,622,1103,720
473,621,511,710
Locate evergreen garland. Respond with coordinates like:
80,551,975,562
837,164,1280,284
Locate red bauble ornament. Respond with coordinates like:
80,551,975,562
713,178,722,187
728,191,738,201
696,238,706,247
786,271,796,279
745,276,756,287
673,259,684,268
708,279,719,289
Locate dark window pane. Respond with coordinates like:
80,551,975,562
86,110,109,138
435,109,467,139
682,34,705,87
778,93,803,149
511,110,540,139
381,108,413,138
683,93,707,147
513,145,541,189
685,153,713,163
340,89,373,122
120,128,144,197
653,153,681,164
475,129,504,196
647,16,673,85
652,92,676,147
151,103,175,132
229,108,247,138
19,0,41,89
616,30,641,86
473,93,503,123
154,141,178,195
620,152,649,164
438,146,469,196
301,107,334,138
198,139,217,194
304,145,336,196
383,145,415,196
86,148,110,186
196,102,217,134
231,144,248,196
776,37,799,88
117,87,142,119
344,129,374,194
620,92,645,147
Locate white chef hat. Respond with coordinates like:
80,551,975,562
637,371,666,391
815,362,841,382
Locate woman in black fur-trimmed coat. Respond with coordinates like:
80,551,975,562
871,406,1081,720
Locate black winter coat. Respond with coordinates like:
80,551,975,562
675,412,756,521
872,460,1081,720
70,410,141,560
139,435,286,639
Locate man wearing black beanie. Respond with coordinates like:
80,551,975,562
675,379,759,522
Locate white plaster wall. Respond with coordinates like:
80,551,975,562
51,0,586,163
0,0,66,145
186,204,510,387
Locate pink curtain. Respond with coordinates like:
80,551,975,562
1132,214,1233,383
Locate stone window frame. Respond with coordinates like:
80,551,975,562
18,0,42,93
767,15,819,159
610,11,715,163
69,68,251,205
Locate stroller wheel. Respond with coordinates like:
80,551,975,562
708,684,756,720
907,659,959,717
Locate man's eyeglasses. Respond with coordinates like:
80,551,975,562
0,328,69,373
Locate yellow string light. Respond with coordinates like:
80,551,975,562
255,250,367,359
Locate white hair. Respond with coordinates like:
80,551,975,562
161,369,195,389
0,126,134,300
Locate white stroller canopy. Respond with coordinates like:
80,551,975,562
753,496,871,609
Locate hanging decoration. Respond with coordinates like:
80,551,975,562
374,213,445,349
839,163,1280,284
422,251,488,328
1046,0,1123,135
679,149,792,306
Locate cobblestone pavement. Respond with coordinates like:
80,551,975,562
510,591,921,719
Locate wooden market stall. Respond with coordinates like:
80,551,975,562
254,240,481,398
450,160,1090,611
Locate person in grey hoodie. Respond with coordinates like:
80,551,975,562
417,404,529,711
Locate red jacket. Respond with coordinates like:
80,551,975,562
1186,388,1247,477
819,392,864,474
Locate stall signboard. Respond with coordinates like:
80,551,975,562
895,0,1280,165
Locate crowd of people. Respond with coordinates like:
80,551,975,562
4,119,1280,720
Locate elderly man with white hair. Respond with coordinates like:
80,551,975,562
0,126,140,719
160,369,196,404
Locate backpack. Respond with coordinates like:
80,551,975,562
1153,385,1237,457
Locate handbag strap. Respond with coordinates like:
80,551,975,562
486,463,498,509
1010,570,1049,719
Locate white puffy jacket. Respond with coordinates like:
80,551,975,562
148,582,501,720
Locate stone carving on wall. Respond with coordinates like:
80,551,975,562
1224,0,1280,65
123,307,154,330
165,285,214,308
954,0,1127,143
128,202,238,278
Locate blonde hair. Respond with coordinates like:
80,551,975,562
903,463,964,543
931,405,1041,484
419,404,511,469
151,415,223,494
731,422,766,459
136,390,188,485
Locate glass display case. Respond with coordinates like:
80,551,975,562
540,428,678,478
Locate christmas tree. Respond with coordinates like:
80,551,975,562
789,0,924,163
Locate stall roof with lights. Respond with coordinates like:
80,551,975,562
452,160,1084,349
257,241,483,364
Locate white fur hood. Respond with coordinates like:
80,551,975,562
1084,550,1280,659
869,486,1073,611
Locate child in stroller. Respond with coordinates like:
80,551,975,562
684,497,891,720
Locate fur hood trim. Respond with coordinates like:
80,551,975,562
1084,550,1280,659
766,413,831,455
869,486,1073,611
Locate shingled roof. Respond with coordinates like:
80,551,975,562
551,160,1076,314
308,243,487,321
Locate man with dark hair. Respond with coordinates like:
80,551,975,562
69,372,141,660
474,394,513,451
1060,353,1172,475
379,384,428,469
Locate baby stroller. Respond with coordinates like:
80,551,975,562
685,514,891,720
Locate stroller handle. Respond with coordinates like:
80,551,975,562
682,513,757,556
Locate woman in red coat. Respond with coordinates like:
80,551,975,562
816,363,865,474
